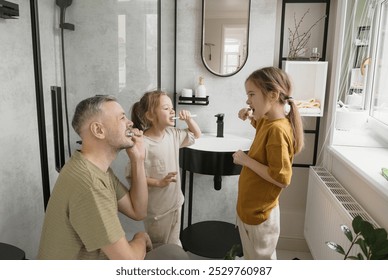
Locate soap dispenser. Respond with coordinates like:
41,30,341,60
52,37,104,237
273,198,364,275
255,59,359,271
215,113,224,138
195,76,207,98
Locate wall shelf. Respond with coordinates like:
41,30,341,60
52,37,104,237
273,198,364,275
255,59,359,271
178,95,209,105
282,61,328,117
278,0,330,64
281,61,328,167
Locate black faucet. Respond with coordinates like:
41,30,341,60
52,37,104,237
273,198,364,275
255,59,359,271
215,113,224,137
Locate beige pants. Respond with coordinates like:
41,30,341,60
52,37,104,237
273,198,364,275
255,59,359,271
237,205,280,260
144,208,182,248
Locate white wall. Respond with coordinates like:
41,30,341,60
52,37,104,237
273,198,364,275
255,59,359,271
0,0,59,259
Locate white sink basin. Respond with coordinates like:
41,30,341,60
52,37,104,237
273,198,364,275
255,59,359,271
188,133,252,152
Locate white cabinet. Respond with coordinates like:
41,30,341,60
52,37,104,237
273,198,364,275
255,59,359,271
282,61,328,117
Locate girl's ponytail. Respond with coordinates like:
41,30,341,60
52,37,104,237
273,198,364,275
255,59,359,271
286,98,304,154
131,101,147,130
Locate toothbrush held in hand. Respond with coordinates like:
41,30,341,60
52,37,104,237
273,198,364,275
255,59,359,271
172,114,197,120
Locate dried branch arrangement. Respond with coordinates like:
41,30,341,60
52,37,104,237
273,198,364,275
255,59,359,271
287,9,327,60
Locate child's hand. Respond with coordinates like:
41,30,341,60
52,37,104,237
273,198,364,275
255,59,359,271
238,108,252,121
157,172,178,187
178,110,194,121
178,110,201,139
232,150,249,166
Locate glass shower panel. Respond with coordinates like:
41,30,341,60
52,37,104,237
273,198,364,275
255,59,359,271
56,0,160,237
118,12,157,91
63,0,158,130
118,14,126,90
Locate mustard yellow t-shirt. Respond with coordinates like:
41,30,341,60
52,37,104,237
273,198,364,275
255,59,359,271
37,151,128,259
237,117,295,225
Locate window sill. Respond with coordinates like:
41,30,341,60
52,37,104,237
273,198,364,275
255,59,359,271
329,144,388,200
329,116,388,229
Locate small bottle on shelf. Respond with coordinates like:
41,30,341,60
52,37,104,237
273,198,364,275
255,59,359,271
195,76,207,98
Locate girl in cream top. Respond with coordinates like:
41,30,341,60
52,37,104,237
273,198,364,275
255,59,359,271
127,90,201,247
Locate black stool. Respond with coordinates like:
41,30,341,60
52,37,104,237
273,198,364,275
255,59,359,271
181,221,243,259
0,242,26,260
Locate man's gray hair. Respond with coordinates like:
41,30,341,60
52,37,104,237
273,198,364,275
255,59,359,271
72,95,117,136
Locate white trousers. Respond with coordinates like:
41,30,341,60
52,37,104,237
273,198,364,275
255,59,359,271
236,205,280,260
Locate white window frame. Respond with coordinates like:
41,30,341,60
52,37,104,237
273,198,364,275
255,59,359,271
364,0,388,141
220,24,247,75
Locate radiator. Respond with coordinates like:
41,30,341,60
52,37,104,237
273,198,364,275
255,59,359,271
304,166,379,260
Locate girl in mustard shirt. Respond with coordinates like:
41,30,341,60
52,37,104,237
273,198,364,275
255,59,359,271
233,67,304,259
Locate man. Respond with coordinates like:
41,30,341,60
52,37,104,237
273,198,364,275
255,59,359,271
38,95,188,260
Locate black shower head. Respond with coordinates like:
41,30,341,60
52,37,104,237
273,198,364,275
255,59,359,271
56,0,73,9
56,0,74,30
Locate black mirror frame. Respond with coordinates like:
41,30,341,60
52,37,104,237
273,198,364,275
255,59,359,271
200,0,251,77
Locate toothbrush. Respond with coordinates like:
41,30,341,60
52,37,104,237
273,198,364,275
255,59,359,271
172,114,197,120
126,131,142,137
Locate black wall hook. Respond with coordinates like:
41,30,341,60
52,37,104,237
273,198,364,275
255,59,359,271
0,0,19,19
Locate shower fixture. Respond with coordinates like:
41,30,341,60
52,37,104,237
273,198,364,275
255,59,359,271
56,0,74,30
56,0,74,157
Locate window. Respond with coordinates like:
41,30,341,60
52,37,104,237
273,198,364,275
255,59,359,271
222,38,240,74
327,1,388,224
221,26,247,75
334,0,388,144
369,0,388,127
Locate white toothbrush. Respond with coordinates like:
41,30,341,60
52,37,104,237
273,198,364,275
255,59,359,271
172,114,197,120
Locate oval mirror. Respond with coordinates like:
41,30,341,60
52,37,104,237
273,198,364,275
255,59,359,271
201,0,251,77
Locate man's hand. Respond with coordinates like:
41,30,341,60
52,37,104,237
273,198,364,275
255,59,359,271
133,231,153,252
126,128,145,161
101,232,152,260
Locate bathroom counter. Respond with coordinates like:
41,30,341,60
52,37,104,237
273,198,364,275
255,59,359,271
179,134,251,258
180,133,252,178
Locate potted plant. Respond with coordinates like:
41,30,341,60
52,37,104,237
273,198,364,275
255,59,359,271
224,244,242,260
326,215,388,260
287,9,326,60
